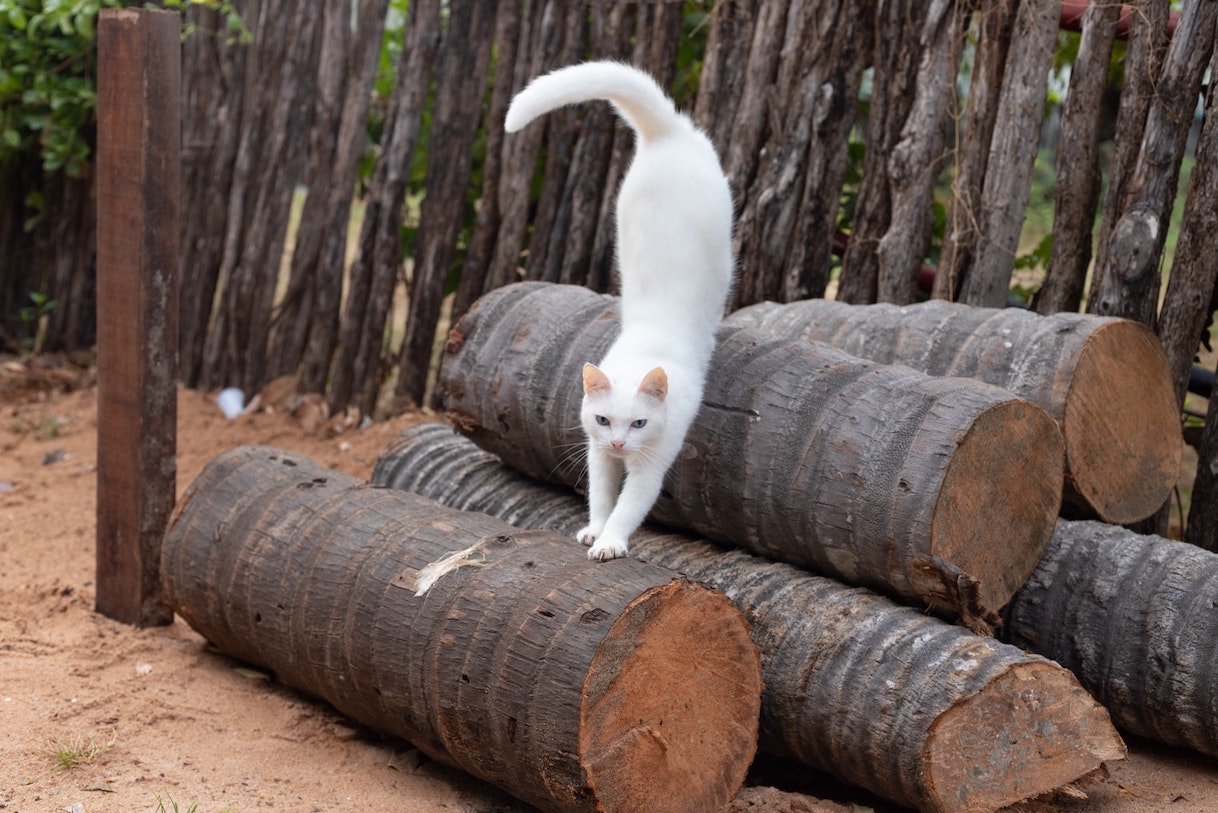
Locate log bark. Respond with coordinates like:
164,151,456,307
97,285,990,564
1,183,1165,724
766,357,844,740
1089,0,1218,327
1086,0,1170,310
197,3,320,394
373,422,1127,813
960,0,1060,308
1157,74,1218,408
485,0,573,295
533,5,634,291
329,0,442,416
732,0,871,305
452,3,528,319
1004,519,1218,758
728,298,1182,524
439,283,1064,626
1187,372,1218,551
874,0,972,306
271,0,389,393
935,0,1016,301
1034,0,1121,316
162,445,761,813
837,0,928,305
396,0,498,408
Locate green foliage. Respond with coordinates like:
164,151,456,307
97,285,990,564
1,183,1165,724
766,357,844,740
0,0,247,178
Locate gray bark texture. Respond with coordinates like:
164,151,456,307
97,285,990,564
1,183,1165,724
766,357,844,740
960,0,1060,307
1034,0,1120,316
935,0,1016,301
438,282,1065,625
162,445,761,813
372,421,1126,813
728,297,1182,524
1005,519,1218,758
1090,0,1214,326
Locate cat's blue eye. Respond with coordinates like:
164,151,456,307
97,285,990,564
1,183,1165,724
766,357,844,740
631,419,647,429
595,415,610,426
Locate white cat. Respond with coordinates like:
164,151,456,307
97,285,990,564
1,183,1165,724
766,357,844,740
505,61,734,561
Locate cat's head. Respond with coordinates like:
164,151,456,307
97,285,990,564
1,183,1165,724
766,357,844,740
580,362,668,457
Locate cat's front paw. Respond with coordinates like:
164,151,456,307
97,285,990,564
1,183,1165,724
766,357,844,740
576,524,603,547
587,536,629,562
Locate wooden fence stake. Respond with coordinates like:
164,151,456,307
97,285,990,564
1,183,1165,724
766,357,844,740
95,8,180,626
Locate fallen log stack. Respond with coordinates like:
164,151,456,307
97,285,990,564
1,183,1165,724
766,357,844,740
161,445,762,813
727,298,1182,524
440,282,1065,627
372,421,1126,813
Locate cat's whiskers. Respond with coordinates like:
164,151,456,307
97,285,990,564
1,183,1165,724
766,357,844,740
551,439,589,482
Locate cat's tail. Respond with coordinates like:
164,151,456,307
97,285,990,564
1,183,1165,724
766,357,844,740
504,61,685,144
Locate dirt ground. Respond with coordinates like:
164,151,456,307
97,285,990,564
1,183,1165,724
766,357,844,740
2,358,1218,813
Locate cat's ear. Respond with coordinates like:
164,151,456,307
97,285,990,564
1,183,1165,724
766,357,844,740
583,363,612,395
639,367,668,402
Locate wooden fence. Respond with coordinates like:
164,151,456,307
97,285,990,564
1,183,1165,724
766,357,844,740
4,0,1218,541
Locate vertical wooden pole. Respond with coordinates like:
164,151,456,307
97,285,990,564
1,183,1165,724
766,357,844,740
95,8,180,626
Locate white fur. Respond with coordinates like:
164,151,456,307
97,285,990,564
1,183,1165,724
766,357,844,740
505,61,734,561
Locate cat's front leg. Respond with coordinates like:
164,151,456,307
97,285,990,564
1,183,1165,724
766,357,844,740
577,446,622,547
587,461,665,561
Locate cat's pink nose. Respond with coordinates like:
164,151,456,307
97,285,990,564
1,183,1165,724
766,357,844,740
610,440,625,452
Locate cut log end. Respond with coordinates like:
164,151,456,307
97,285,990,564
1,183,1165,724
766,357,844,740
924,661,1126,813
581,579,762,813
1063,321,1182,523
931,400,1064,618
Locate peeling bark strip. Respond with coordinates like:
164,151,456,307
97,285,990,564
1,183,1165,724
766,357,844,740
1005,520,1218,758
373,422,1127,813
729,298,1181,525
439,283,1064,623
161,446,761,813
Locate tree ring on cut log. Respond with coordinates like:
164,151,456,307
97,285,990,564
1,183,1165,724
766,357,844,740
931,400,1064,617
1062,321,1181,523
580,580,761,813
924,661,1125,812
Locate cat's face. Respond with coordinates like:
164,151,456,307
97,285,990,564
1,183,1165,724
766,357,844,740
580,363,668,458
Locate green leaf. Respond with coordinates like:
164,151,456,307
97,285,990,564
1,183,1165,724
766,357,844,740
7,6,27,30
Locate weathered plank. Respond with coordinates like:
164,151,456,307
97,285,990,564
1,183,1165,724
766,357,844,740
95,8,180,626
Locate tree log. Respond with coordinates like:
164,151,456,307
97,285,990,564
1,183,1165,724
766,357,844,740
439,282,1064,625
960,0,1060,308
1087,0,1170,307
1034,0,1121,316
161,445,761,813
1004,519,1218,758
729,297,1181,524
1157,73,1218,409
372,422,1127,813
935,0,1016,301
1089,0,1217,327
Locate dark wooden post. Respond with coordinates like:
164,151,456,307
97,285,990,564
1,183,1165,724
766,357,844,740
95,8,180,626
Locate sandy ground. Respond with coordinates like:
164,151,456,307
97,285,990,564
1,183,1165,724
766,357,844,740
2,358,1218,813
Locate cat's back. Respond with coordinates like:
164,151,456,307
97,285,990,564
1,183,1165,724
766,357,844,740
616,126,734,335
